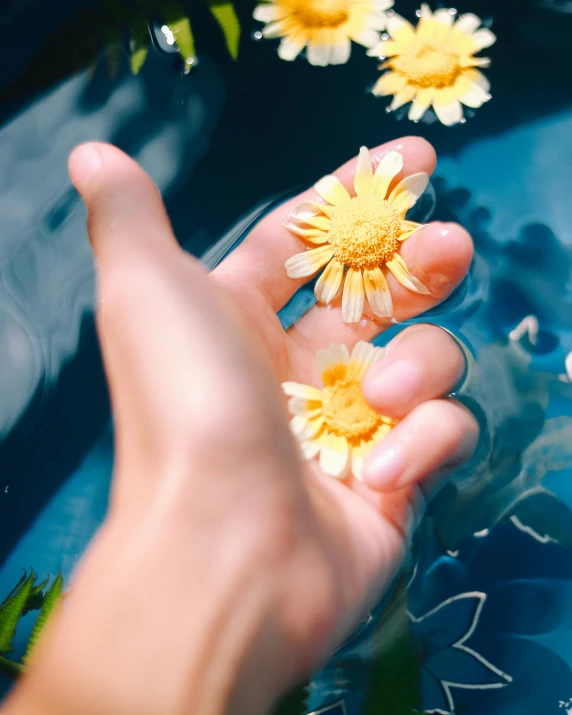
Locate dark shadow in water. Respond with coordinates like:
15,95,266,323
0,315,110,566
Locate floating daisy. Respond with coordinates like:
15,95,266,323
285,146,430,323
283,341,396,480
253,0,395,66
368,4,496,126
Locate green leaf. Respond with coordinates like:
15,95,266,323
130,16,151,74
206,0,241,59
161,1,196,68
268,681,310,715
22,575,50,616
362,578,423,715
0,654,23,679
24,573,63,663
0,570,36,653
0,571,28,610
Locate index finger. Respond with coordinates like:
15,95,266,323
212,137,437,312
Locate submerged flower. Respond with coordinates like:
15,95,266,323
368,4,496,126
285,146,430,323
253,0,394,66
283,341,396,480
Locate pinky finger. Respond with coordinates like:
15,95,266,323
362,399,479,494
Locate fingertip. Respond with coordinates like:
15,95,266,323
403,221,474,298
69,143,103,194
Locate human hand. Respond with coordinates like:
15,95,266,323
3,139,478,715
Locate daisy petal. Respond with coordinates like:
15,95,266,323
348,340,385,379
367,39,400,57
291,200,321,221
307,42,331,67
408,88,434,122
453,13,482,35
389,85,416,111
330,39,352,64
287,397,322,416
386,14,416,42
315,259,344,304
470,28,496,51
300,439,321,459
364,266,393,318
457,79,490,108
389,172,429,214
342,268,366,324
296,215,332,231
433,99,463,126
432,8,454,36
314,175,351,206
351,27,382,48
373,150,404,198
285,246,334,279
387,254,430,294
285,224,329,245
263,21,286,38
372,71,408,96
290,415,324,440
319,434,350,479
398,219,423,240
278,37,305,61
367,15,388,31
317,343,350,384
282,382,323,401
354,146,374,196
253,4,280,22
374,0,394,10
463,68,491,93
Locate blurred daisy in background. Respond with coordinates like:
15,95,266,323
285,146,430,324
253,0,394,66
369,4,496,125
283,341,396,480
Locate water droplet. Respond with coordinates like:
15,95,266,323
161,24,176,46
448,7,458,15
486,93,492,100
385,106,392,113
253,30,263,41
381,33,389,41
386,8,395,15
460,117,467,124
416,8,423,16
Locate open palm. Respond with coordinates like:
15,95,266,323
57,138,477,691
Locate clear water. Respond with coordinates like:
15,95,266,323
1,0,572,712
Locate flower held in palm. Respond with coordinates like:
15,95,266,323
283,341,396,480
369,4,496,125
285,146,430,323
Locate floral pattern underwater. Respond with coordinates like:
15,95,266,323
253,2,496,126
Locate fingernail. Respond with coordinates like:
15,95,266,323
69,144,102,192
363,444,407,490
365,361,423,408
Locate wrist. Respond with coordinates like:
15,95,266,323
2,517,295,715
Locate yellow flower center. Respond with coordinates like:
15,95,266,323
392,40,461,89
328,195,401,270
322,378,381,441
291,0,350,29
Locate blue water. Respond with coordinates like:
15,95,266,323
1,0,572,712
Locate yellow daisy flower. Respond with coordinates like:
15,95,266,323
253,0,395,66
283,341,396,480
285,146,430,324
368,4,496,126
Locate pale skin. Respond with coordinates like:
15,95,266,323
1,137,479,715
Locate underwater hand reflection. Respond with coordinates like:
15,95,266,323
2,138,478,715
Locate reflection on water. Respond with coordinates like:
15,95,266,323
2,1,572,710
